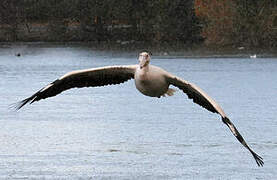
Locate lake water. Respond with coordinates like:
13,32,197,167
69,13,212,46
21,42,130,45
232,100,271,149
0,44,277,179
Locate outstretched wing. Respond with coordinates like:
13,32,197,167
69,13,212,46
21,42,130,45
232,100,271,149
167,75,264,167
15,65,137,110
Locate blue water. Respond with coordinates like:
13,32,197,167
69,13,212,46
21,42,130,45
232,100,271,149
0,44,277,179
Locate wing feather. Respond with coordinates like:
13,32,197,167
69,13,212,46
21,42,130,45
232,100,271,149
168,76,226,116
15,65,137,110
167,75,263,166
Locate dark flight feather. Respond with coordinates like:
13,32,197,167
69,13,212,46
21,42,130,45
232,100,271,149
15,66,136,110
168,76,263,166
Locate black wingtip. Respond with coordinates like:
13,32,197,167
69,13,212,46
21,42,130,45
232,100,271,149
10,96,36,111
221,117,264,167
250,149,264,167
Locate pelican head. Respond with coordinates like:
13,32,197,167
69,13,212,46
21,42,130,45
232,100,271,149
139,52,150,69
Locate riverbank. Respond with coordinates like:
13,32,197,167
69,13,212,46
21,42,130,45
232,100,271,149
1,41,277,58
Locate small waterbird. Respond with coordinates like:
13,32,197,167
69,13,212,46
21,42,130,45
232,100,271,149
250,54,257,58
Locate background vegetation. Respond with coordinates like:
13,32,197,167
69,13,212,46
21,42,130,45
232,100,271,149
1,0,277,48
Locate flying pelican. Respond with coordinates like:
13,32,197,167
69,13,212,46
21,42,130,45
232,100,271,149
15,52,263,166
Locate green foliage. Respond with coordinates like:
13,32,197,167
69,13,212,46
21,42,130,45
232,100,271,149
0,0,202,44
233,0,277,47
3,0,276,48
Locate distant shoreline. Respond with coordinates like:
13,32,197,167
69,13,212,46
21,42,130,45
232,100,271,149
1,41,276,58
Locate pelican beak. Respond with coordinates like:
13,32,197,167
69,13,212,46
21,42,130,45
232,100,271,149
139,56,149,69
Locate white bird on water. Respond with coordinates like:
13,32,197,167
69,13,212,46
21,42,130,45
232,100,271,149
250,54,257,58
15,52,263,166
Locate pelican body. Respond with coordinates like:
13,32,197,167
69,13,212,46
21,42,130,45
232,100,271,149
15,52,264,167
135,67,169,97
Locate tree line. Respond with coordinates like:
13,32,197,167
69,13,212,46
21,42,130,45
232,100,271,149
1,0,277,48
195,0,277,48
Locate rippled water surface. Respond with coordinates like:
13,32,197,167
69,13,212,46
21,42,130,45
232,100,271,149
1,44,277,179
